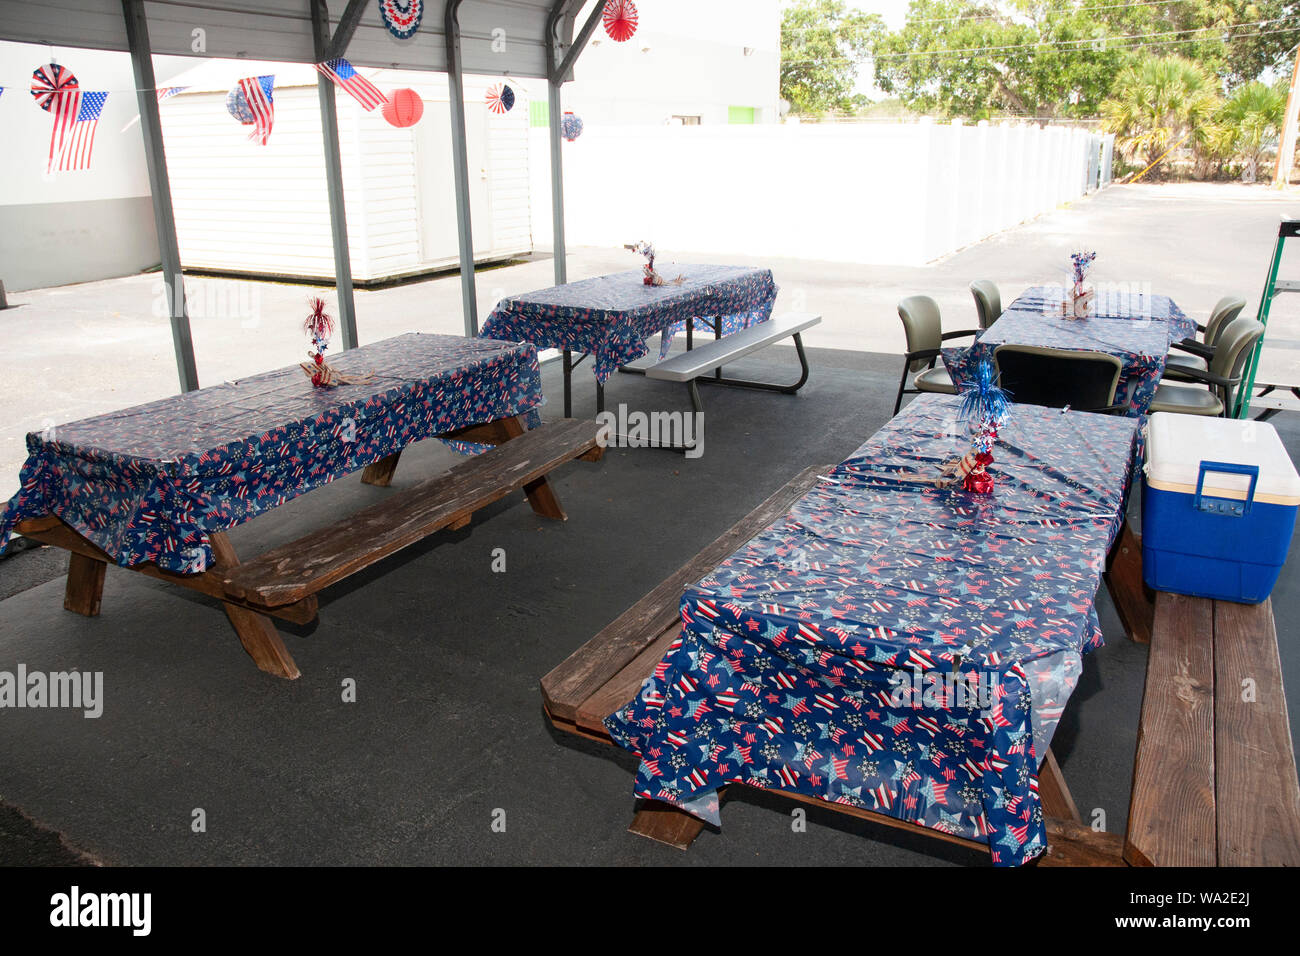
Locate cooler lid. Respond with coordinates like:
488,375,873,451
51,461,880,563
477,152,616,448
1144,412,1300,505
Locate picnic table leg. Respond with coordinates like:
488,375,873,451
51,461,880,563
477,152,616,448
563,349,573,418
64,552,107,617
1039,748,1082,823
210,532,301,680
361,450,403,487
628,798,712,850
1105,519,1153,644
498,416,567,521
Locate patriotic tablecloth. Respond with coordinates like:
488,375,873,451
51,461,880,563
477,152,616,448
1009,285,1195,340
606,395,1139,866
944,310,1176,416
0,333,542,573
479,266,777,384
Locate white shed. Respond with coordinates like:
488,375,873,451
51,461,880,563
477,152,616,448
158,62,533,284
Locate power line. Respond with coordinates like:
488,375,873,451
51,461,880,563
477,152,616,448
780,19,1297,65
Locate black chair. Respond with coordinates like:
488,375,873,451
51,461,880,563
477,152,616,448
993,345,1127,414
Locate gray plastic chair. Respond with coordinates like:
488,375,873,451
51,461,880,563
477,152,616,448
893,295,978,415
970,280,1002,330
1148,316,1264,416
1164,294,1248,382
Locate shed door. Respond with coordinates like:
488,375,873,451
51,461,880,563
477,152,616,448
415,100,493,263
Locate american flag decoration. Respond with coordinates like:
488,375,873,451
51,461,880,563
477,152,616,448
485,83,515,115
237,75,275,145
315,58,387,111
156,86,187,102
31,63,83,174
378,0,423,40
602,0,638,42
55,91,108,172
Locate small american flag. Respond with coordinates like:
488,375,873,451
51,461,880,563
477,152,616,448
156,86,187,102
238,75,275,144
315,58,386,111
56,91,108,171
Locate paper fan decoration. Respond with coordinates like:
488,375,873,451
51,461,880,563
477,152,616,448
378,0,423,40
485,83,515,115
561,111,584,142
602,0,638,42
31,63,78,111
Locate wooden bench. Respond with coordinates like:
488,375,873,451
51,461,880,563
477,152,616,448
18,415,603,680
642,312,821,414
1125,591,1300,866
541,463,1124,865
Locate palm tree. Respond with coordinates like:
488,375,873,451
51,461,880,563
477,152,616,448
1217,81,1289,183
1100,56,1222,179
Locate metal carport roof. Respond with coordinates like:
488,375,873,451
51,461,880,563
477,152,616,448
0,0,601,390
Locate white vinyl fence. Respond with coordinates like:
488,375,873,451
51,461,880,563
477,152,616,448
530,119,1112,266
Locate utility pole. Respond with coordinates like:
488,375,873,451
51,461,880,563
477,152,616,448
1275,43,1300,188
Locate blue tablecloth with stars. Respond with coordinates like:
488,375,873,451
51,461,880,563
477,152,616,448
0,333,542,574
942,286,1194,417
606,395,1140,866
479,266,777,383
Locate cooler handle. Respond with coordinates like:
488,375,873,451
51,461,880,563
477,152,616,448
1194,460,1259,517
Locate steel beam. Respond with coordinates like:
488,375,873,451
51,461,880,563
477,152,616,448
311,0,359,349
122,0,199,392
445,0,479,336
325,0,369,60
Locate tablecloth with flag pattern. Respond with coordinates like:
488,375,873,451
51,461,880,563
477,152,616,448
606,394,1139,866
479,266,777,383
0,333,542,573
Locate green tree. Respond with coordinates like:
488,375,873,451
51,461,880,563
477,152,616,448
871,0,1144,120
780,0,884,115
1099,56,1223,178
869,0,1300,121
1217,80,1290,181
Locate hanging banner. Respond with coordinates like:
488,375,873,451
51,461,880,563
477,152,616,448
315,58,388,111
378,0,423,40
234,75,275,145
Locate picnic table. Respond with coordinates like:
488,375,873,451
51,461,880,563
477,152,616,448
0,332,603,679
590,395,1139,866
480,265,778,415
944,286,1195,416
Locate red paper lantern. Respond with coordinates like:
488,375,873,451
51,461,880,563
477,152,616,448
382,88,424,127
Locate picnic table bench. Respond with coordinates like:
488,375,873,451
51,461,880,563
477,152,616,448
1126,591,1300,866
1,333,603,680
542,462,1127,866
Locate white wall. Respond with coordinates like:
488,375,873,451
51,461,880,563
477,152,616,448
532,119,1104,266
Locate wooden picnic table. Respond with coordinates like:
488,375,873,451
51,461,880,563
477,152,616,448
0,333,602,679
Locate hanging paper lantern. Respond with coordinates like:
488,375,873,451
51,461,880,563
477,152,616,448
561,111,584,142
225,85,255,125
378,0,423,40
30,63,78,111
485,83,515,115
382,88,424,128
602,0,639,42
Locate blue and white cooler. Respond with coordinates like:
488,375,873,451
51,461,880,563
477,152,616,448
1142,412,1300,604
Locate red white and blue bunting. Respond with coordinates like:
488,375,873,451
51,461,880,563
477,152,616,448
378,0,423,40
